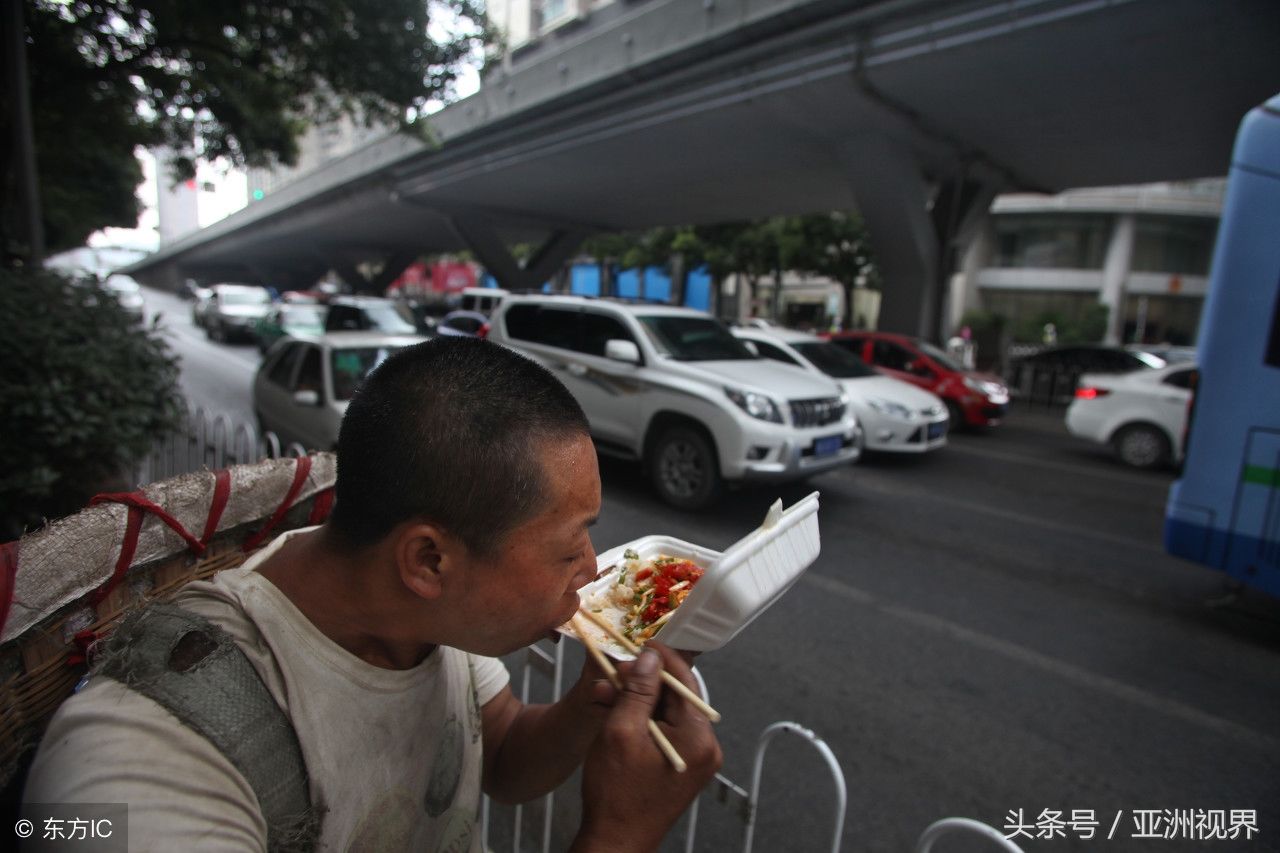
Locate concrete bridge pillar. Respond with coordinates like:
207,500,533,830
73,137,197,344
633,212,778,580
839,135,998,340
449,215,586,293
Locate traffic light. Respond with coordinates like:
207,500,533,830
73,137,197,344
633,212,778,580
252,189,265,201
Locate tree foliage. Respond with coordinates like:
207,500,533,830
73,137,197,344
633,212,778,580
781,211,880,328
0,268,184,538
5,0,492,257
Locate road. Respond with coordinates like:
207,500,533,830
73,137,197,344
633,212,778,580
143,286,1280,852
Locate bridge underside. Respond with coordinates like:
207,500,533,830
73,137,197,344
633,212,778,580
129,0,1280,336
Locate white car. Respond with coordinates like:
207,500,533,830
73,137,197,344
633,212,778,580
204,283,272,342
733,327,949,453
103,273,146,324
253,332,426,451
489,296,861,509
1064,363,1198,469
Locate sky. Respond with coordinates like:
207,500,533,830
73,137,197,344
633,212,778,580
89,62,483,255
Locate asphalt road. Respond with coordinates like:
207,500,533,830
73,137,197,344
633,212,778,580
144,287,1280,852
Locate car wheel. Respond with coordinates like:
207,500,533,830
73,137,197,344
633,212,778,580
649,426,722,510
212,321,225,342
1113,424,1170,469
945,400,966,432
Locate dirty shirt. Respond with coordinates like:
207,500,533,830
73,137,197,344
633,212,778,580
24,527,510,851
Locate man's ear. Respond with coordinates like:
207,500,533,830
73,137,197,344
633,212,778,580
395,522,462,601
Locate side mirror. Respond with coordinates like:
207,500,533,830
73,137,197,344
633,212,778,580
742,341,760,356
293,390,321,407
604,339,641,365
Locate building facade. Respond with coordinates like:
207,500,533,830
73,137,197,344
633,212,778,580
951,180,1223,346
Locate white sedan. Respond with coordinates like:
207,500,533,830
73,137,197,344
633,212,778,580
253,332,426,451
1065,363,1198,468
733,327,949,453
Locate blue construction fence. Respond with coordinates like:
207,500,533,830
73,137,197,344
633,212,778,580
478,264,714,312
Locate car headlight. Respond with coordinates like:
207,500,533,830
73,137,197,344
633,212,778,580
866,397,913,419
724,387,783,423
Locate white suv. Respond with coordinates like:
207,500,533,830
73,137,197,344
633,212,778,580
489,296,861,509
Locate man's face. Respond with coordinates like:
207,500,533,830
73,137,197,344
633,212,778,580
451,433,602,656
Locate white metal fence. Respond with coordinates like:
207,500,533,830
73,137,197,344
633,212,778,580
133,407,305,486
485,641,1021,853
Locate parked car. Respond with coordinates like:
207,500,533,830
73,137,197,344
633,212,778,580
435,309,490,338
1064,363,1198,468
824,331,1009,428
458,286,508,316
191,287,214,327
255,304,327,353
733,327,948,453
253,332,427,450
489,296,861,509
1126,343,1197,365
102,274,146,324
323,296,418,335
1008,344,1165,404
281,290,325,304
203,283,273,342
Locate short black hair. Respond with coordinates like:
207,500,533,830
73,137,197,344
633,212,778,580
329,337,590,555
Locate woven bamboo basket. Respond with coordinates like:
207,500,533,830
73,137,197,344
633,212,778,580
0,453,337,791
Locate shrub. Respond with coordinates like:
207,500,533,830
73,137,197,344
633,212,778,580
0,267,183,538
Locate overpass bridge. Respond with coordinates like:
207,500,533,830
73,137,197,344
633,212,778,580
125,0,1280,338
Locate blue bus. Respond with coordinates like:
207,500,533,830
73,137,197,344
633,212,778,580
1164,93,1280,597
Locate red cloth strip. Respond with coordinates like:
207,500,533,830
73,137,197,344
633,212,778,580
307,487,335,526
243,457,313,552
200,469,233,546
90,491,205,556
0,541,20,640
90,504,144,607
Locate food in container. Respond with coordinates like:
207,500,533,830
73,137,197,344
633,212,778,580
566,491,820,658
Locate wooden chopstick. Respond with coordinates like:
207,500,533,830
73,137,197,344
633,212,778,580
577,607,721,724
571,615,687,773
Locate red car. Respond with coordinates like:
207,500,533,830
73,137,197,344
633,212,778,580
823,331,1010,427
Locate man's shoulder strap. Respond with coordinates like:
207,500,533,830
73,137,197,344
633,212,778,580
96,602,321,852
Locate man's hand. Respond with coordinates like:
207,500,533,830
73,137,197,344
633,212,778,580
572,643,722,853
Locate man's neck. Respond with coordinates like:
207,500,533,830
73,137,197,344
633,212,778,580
255,526,437,670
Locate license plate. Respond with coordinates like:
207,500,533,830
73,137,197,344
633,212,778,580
813,435,843,457
927,421,946,440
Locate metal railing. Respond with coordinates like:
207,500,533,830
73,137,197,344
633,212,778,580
134,407,307,486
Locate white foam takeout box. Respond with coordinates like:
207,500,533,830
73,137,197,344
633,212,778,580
566,491,821,659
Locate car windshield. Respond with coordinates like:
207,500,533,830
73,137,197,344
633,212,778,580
792,342,878,378
221,288,269,305
916,340,965,372
638,315,756,361
331,346,405,401
362,304,417,334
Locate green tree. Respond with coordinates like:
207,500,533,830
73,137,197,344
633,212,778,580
673,221,786,317
782,211,879,329
4,0,492,261
0,268,184,538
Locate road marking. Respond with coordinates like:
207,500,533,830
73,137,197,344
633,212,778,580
802,571,1280,754
946,440,1171,490
852,472,1166,555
